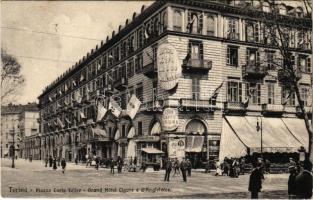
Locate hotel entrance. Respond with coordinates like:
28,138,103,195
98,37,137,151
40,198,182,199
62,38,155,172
184,119,208,168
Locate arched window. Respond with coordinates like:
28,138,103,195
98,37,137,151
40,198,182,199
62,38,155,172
207,15,215,36
185,119,207,135
246,23,254,42
262,1,270,13
191,14,198,34
296,7,304,17
162,12,167,31
279,4,287,15
173,10,182,31
153,18,159,35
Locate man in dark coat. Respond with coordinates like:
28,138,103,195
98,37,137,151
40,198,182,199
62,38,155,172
164,158,172,182
294,159,312,199
248,162,264,199
110,158,115,174
180,158,187,182
53,157,57,170
61,158,66,174
45,157,48,167
288,166,298,198
95,157,100,170
186,159,192,177
49,155,53,167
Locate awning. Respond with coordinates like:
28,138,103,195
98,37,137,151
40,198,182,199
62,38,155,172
127,127,135,139
141,148,164,154
282,118,309,150
185,135,204,153
126,139,136,158
150,122,161,135
220,116,302,158
114,129,120,140
91,128,107,137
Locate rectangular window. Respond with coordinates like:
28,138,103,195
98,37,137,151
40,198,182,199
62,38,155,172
300,85,310,106
266,51,275,70
127,59,134,78
138,122,143,136
227,81,242,102
227,18,239,40
281,86,295,106
207,15,215,36
173,10,182,31
246,48,260,66
135,83,144,101
188,40,203,60
152,81,158,100
246,83,261,105
122,124,126,138
267,83,275,104
298,55,310,73
135,54,143,74
192,77,200,100
227,46,238,67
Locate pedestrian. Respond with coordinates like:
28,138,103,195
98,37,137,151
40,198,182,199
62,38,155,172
61,158,66,174
85,154,90,168
240,158,246,175
110,158,115,174
294,159,312,199
180,158,187,182
173,158,180,176
215,160,222,176
164,158,172,182
186,159,192,177
75,156,78,165
95,156,100,170
57,156,61,166
265,159,271,174
45,157,48,167
141,161,147,172
288,166,298,199
248,162,264,199
29,155,33,162
53,157,57,170
49,155,53,167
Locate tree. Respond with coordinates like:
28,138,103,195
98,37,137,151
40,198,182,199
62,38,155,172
1,49,25,105
242,1,313,160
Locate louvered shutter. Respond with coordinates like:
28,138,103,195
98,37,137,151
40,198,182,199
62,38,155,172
199,43,204,60
239,83,242,102
187,11,192,33
199,13,203,34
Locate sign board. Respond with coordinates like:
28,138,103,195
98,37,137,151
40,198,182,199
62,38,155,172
168,138,185,160
157,43,181,90
161,108,179,131
126,94,141,120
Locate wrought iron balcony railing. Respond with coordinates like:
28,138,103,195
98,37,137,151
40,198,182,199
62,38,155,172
242,62,267,79
113,77,127,90
182,59,212,72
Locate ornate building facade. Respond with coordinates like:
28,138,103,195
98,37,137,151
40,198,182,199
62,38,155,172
35,0,311,168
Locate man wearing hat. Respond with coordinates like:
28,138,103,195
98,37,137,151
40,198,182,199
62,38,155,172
294,159,312,198
288,165,298,198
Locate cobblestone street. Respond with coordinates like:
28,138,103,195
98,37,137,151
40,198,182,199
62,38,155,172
2,158,290,198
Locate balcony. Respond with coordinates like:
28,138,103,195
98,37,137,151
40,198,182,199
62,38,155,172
142,63,157,78
261,104,284,116
223,102,246,113
242,62,267,79
105,84,114,96
179,99,216,112
227,32,239,40
296,105,312,117
140,100,163,112
298,43,311,51
182,59,212,73
113,77,127,90
277,68,302,83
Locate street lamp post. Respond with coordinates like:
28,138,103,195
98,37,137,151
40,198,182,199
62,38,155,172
256,116,263,160
11,125,15,168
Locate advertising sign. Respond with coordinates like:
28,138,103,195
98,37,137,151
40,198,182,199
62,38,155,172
157,43,181,90
161,108,179,131
168,138,185,160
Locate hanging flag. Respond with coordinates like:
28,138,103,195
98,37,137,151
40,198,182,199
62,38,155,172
58,90,62,96
74,91,82,103
80,73,85,82
209,82,224,101
49,96,53,102
186,18,195,33
72,79,77,87
53,119,58,127
108,54,114,60
144,29,149,39
57,118,65,129
108,98,122,117
56,101,61,108
96,103,107,122
126,94,142,120
243,98,249,108
65,117,71,126
282,90,292,106
64,84,68,91
97,63,101,70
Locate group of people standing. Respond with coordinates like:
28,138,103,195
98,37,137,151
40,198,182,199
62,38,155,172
45,155,66,174
215,157,246,177
164,158,192,182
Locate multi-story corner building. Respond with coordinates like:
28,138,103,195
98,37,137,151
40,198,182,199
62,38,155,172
1,103,39,159
36,0,311,168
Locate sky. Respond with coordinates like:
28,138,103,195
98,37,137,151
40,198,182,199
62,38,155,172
2,1,153,105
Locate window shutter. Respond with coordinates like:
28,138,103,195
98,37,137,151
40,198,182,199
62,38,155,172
255,23,259,42
239,83,242,102
307,57,311,73
227,47,230,64
227,82,231,101
199,43,204,60
291,55,295,68
256,51,260,65
199,13,203,34
187,11,192,32
246,49,250,63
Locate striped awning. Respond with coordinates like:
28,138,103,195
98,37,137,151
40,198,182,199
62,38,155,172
127,127,135,139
